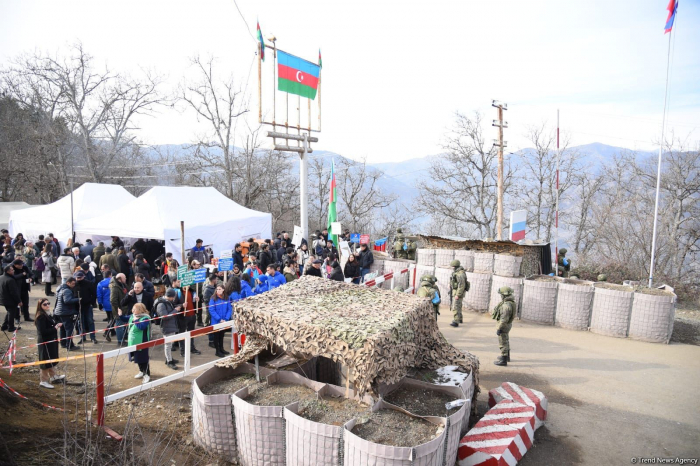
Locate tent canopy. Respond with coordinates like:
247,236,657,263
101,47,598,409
9,183,136,246
0,202,33,231
74,186,272,259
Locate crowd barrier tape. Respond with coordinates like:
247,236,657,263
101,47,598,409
0,377,65,411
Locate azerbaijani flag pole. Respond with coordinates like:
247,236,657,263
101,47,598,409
649,0,678,287
327,159,338,247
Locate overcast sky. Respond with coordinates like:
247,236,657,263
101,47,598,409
1,0,698,162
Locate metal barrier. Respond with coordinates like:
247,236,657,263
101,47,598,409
95,321,240,427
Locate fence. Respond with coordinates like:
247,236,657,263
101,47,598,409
362,264,416,292
95,320,241,429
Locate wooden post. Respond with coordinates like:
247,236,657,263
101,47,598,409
258,41,262,124
496,105,504,241
180,221,186,265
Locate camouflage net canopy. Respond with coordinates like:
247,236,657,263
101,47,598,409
218,276,479,398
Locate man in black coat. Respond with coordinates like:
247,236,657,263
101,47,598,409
120,281,154,315
134,273,155,301
74,271,98,344
232,243,245,271
358,243,374,283
0,265,22,331
12,259,33,322
304,259,323,278
258,244,271,272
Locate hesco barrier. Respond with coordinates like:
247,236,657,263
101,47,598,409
193,365,473,466
417,248,436,266
628,286,676,343
232,371,326,466
454,250,474,272
416,264,435,284
521,277,561,325
473,252,494,273
435,249,455,267
464,272,492,312
493,254,523,278
434,266,452,300
590,285,634,338
191,363,275,462
382,260,412,288
488,275,524,317
555,280,595,330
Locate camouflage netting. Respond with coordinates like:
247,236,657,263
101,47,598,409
217,276,479,402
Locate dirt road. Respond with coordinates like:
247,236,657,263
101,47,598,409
438,308,700,465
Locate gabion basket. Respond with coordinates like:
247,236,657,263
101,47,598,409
473,252,494,273
454,250,474,272
590,285,634,338
417,249,436,266
555,279,594,330
521,277,561,325
493,254,523,278
628,286,676,343
464,272,492,312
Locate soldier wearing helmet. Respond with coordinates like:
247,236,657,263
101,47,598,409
449,260,469,327
597,274,607,282
557,248,571,278
492,286,516,366
417,275,440,320
392,228,407,259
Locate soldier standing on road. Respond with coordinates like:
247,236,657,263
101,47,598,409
492,286,515,366
449,260,469,327
557,248,571,278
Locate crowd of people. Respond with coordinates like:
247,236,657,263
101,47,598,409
0,228,378,387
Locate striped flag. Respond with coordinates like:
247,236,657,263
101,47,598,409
327,159,338,247
664,0,678,34
256,21,265,61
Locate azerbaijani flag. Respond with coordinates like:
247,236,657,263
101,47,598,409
327,159,338,247
664,0,678,34
257,22,265,61
277,50,320,100
318,49,322,69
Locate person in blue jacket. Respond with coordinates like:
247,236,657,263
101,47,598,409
266,265,287,290
208,285,232,357
254,275,269,294
240,273,254,298
96,269,113,321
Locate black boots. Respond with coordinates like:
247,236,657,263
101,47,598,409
450,321,459,327
507,351,511,362
494,355,508,366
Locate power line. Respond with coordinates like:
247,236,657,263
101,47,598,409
232,0,256,43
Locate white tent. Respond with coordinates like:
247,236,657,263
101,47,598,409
0,202,33,231
74,186,272,259
9,183,136,247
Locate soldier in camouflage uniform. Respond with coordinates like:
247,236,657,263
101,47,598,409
417,275,440,320
492,286,515,366
449,260,469,327
406,238,417,261
557,248,571,278
393,228,408,259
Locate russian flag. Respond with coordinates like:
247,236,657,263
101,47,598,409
665,0,678,34
373,237,388,252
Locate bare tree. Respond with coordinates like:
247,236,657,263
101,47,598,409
416,111,514,238
180,55,248,200
5,43,165,183
518,123,580,242
308,156,331,232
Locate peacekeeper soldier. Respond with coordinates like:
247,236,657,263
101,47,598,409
449,260,469,327
597,274,607,282
492,286,516,366
429,275,441,319
417,275,440,320
393,228,408,259
406,238,417,261
557,248,571,278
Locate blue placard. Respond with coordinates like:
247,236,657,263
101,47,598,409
350,233,360,243
194,268,207,284
218,257,234,272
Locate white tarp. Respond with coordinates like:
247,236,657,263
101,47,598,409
8,183,136,248
0,202,33,231
74,186,272,259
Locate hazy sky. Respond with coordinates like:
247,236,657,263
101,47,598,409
1,0,698,162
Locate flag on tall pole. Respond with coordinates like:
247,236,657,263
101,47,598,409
318,49,323,69
277,51,320,100
327,159,338,247
664,0,678,33
257,21,265,61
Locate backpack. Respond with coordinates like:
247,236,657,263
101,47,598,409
150,298,165,325
35,256,46,272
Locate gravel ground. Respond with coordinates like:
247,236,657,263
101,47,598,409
350,409,441,447
383,385,459,417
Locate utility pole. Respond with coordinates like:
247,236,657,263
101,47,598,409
492,101,508,240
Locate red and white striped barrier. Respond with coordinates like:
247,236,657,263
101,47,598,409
488,382,548,429
362,265,416,293
458,400,536,466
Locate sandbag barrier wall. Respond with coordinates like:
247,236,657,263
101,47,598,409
192,365,473,466
414,249,677,343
